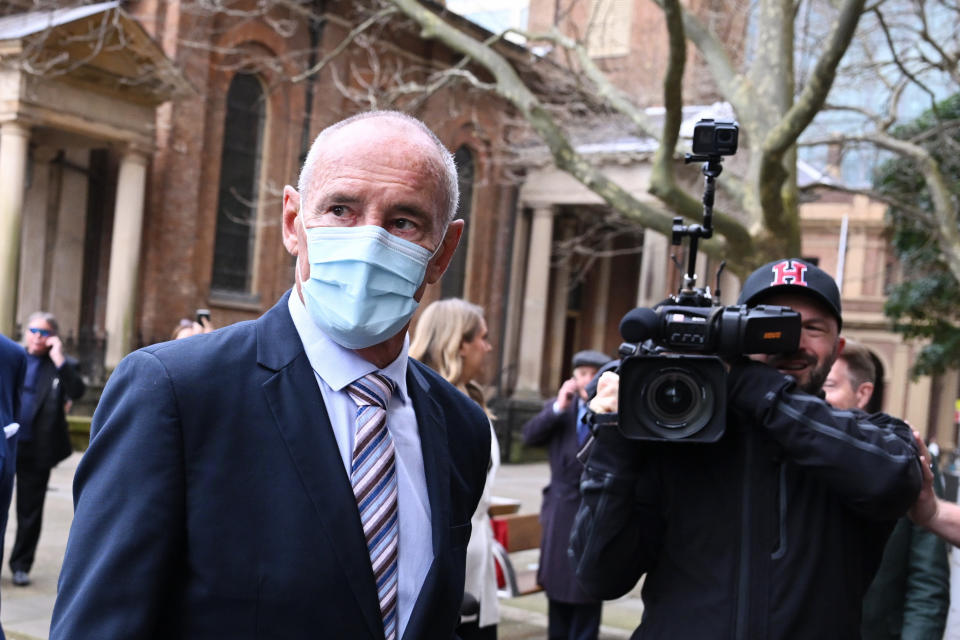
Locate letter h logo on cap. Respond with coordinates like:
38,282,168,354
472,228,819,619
770,260,808,287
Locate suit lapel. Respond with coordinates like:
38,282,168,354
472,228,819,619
406,363,448,558
401,363,450,639
257,294,382,640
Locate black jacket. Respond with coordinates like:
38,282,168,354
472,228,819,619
570,360,921,640
21,354,85,469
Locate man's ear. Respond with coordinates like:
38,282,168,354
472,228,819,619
855,381,875,411
282,185,301,256
424,219,464,285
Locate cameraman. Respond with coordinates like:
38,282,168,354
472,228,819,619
570,259,921,638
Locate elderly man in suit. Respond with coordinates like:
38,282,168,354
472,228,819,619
51,111,491,640
9,312,84,588
522,349,611,640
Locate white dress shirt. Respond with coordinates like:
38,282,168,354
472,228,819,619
288,290,434,638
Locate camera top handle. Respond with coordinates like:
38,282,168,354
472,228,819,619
670,154,724,304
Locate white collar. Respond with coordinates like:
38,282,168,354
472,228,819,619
287,288,410,402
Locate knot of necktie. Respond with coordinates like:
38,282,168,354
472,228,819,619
346,372,393,411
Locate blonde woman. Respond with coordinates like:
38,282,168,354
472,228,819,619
410,298,500,640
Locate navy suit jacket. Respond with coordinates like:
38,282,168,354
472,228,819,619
0,334,26,639
0,335,26,511
0,334,25,428
51,293,490,639
521,400,597,604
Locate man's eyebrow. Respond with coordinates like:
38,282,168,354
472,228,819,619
316,192,360,206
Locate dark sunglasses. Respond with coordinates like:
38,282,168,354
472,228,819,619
28,328,52,337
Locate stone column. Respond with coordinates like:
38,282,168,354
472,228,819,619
49,149,91,340
0,121,31,336
104,148,149,371
514,205,554,399
545,217,574,390
502,205,532,394
637,229,669,307
17,147,57,327
590,237,612,349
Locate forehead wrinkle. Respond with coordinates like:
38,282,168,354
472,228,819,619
305,146,446,229
312,122,447,194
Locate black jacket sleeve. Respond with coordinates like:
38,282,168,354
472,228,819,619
727,360,921,520
569,424,663,600
901,521,950,637
58,356,86,401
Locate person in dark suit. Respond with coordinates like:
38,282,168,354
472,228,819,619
0,333,26,632
823,340,949,639
51,111,491,640
9,312,84,587
522,349,611,640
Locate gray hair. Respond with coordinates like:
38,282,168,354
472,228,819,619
297,111,459,226
27,311,58,335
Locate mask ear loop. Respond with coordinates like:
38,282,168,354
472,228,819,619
428,226,450,262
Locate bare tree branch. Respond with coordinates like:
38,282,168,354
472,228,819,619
390,0,756,260
763,0,868,154
292,6,396,83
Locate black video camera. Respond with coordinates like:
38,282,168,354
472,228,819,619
617,304,800,442
612,118,800,443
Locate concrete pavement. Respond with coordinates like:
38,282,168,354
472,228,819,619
1,452,76,640
0,453,642,639
9,454,960,639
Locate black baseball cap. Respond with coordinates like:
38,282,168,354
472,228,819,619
737,258,842,330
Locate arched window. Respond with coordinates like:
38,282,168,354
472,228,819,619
441,145,474,299
211,72,265,293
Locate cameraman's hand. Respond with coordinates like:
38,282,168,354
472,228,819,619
909,430,938,527
589,371,619,414
556,378,580,412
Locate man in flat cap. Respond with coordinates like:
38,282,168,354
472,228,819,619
522,349,611,640
571,259,922,639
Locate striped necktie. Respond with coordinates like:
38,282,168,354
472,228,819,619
346,372,399,640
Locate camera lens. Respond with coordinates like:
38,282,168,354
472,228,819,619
650,375,696,419
639,367,715,439
716,130,733,143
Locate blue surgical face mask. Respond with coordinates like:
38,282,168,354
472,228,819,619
300,224,439,349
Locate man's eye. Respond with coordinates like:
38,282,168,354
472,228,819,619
330,205,347,216
393,218,414,230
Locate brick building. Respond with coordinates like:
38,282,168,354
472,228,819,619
1,0,954,452
0,0,526,389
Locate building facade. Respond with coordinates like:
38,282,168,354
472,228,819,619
1,0,953,453
0,0,524,389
